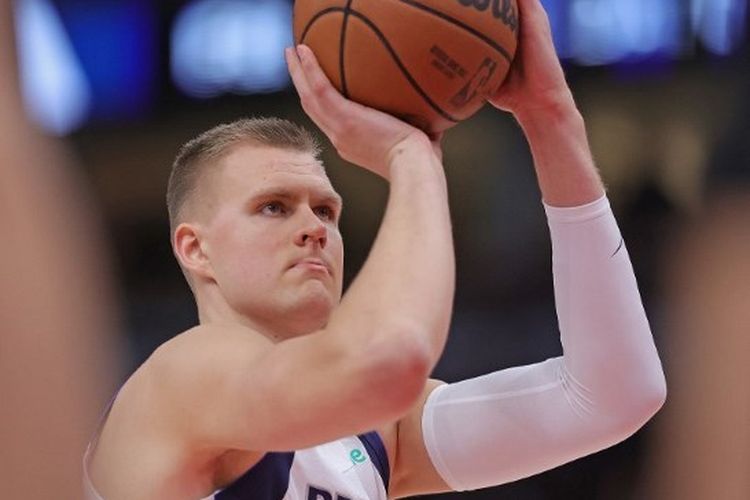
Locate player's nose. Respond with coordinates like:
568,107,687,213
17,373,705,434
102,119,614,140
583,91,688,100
294,206,327,248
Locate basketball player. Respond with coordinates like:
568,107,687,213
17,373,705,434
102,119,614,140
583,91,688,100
85,1,666,498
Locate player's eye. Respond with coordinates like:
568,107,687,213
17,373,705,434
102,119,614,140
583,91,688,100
314,205,335,221
261,202,286,216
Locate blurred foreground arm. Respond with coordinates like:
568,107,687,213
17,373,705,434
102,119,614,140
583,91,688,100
0,2,118,498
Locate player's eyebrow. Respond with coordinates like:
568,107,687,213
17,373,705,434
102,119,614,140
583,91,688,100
319,192,344,211
247,187,343,210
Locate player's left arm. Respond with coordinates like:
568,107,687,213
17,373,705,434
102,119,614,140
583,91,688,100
385,190,667,496
385,191,668,495
383,1,666,496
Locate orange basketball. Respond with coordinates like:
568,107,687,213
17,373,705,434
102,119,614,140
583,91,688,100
293,0,519,135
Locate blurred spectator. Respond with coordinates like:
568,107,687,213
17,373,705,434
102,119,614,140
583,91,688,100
638,59,750,499
639,192,750,500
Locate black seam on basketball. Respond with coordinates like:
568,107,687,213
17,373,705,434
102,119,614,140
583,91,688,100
297,5,461,123
347,10,460,123
340,0,355,98
397,0,513,63
299,7,346,45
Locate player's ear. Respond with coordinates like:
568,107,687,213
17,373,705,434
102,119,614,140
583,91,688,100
173,222,214,281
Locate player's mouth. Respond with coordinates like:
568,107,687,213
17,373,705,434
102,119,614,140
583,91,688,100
289,257,331,276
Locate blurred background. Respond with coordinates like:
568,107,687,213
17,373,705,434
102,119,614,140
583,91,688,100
8,0,749,498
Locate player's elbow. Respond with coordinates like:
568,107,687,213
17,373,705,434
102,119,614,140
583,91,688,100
361,331,432,415
609,371,667,438
634,372,667,423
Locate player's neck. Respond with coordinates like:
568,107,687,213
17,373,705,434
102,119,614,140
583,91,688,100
195,295,323,344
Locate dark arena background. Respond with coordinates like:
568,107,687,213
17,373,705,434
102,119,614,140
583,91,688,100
11,1,750,498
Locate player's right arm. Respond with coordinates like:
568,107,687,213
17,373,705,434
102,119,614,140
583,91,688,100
139,46,454,455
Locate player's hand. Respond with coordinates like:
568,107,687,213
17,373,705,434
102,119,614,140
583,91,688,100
286,45,442,179
488,0,575,120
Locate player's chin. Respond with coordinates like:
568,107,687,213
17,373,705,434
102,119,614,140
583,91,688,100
294,281,338,315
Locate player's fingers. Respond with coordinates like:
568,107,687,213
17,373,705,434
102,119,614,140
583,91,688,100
284,47,310,95
295,45,353,133
516,0,553,40
428,130,444,143
429,131,445,161
285,46,314,108
285,47,336,134
296,45,342,105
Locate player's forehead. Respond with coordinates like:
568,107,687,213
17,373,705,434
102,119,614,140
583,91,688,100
215,143,339,201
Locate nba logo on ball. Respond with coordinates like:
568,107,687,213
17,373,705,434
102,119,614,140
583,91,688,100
294,0,519,135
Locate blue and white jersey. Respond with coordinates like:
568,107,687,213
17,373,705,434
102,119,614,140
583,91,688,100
84,432,390,500
210,432,389,499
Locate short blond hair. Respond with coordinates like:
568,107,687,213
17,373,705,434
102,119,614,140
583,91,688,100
166,117,320,233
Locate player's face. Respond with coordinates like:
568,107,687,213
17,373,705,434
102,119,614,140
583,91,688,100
202,144,344,335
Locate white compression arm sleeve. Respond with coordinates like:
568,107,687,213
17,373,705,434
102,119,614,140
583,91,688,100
421,196,666,491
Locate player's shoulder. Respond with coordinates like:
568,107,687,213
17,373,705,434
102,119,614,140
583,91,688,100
150,323,270,358
87,326,273,492
111,325,274,444
143,324,273,389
